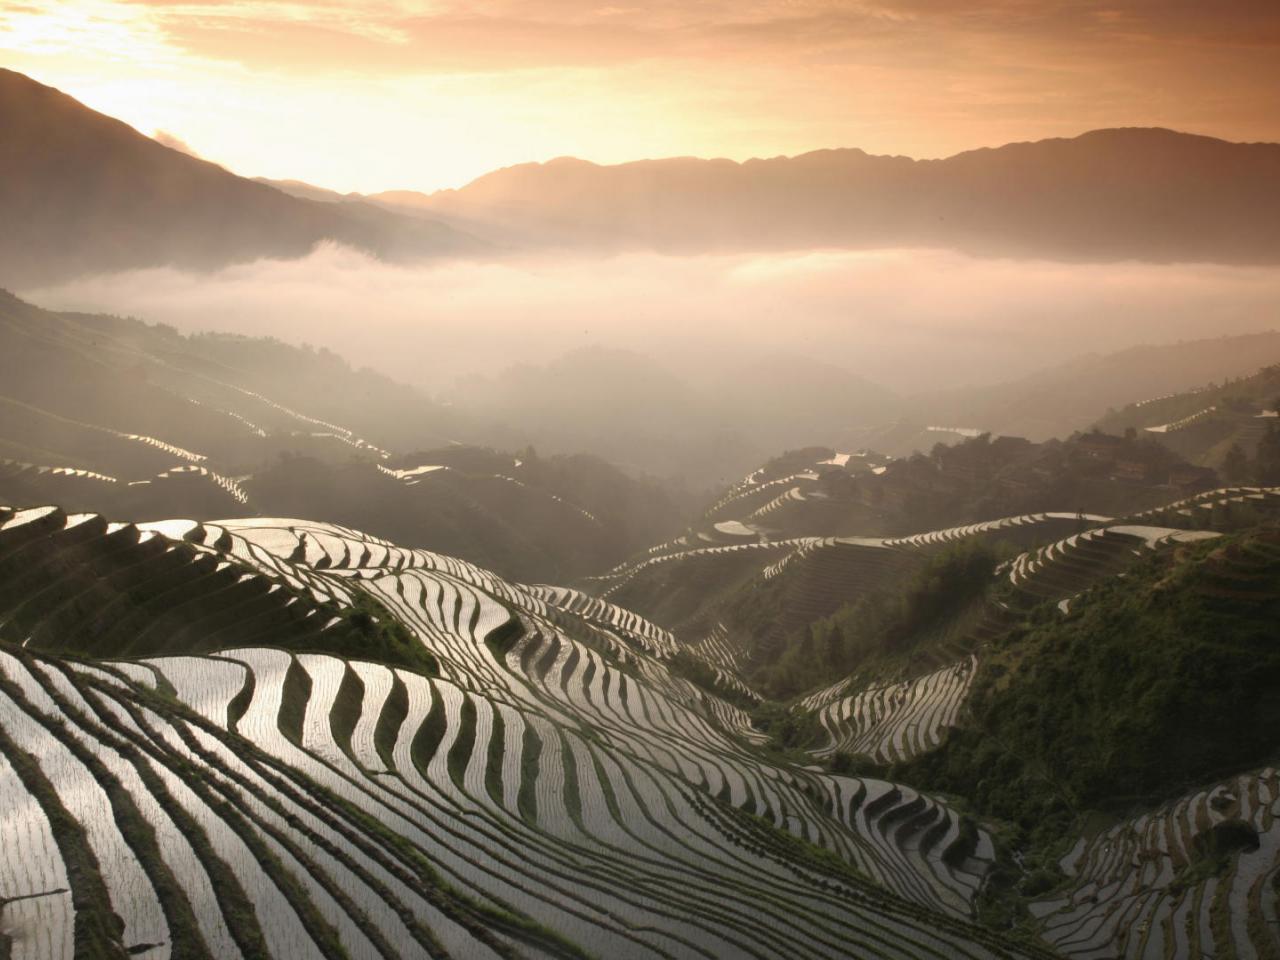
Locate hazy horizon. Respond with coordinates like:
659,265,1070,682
24,242,1280,398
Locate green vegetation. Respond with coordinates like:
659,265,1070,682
372,673,408,770
667,649,757,709
332,590,438,676
751,542,999,699
1223,421,1280,484
1172,819,1261,893
749,701,824,752
277,657,312,747
900,525,1280,850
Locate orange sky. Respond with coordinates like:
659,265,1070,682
3,1,1279,193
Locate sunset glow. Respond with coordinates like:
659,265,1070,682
5,0,1280,193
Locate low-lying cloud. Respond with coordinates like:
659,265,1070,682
25,243,1280,396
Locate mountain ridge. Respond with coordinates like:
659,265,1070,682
0,69,480,285
372,126,1280,263
8,62,1280,273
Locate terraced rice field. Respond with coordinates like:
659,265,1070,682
1005,524,1221,608
706,472,821,522
1031,768,1280,959
592,538,800,604
1144,406,1218,434
0,506,1045,959
885,513,1111,552
191,373,391,458
1126,485,1280,527
152,464,249,505
808,657,979,764
0,459,118,485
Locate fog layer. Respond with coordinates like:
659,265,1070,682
27,243,1280,396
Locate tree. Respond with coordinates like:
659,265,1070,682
797,625,816,662
1256,424,1280,484
1223,443,1250,483
825,623,845,672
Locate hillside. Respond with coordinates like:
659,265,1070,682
574,467,1280,956
688,432,1215,545
384,128,1280,264
1094,362,1280,474
0,70,478,285
898,524,1280,952
906,526,1280,820
0,505,1042,959
576,436,1209,654
3,481,1277,956
905,332,1280,446
0,291,688,581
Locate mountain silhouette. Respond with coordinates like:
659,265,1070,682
0,69,479,285
390,128,1280,263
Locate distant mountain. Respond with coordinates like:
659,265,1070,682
393,128,1280,263
450,346,898,487
0,70,479,285
252,176,357,204
10,68,1278,272
907,331,1280,444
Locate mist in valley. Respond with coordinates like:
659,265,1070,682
22,241,1280,482
30,243,1280,394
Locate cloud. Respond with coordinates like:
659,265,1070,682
22,243,1280,396
152,128,199,156
109,1,1280,73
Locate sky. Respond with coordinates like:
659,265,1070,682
3,1,1280,194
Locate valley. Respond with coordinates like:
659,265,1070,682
3,17,1280,956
